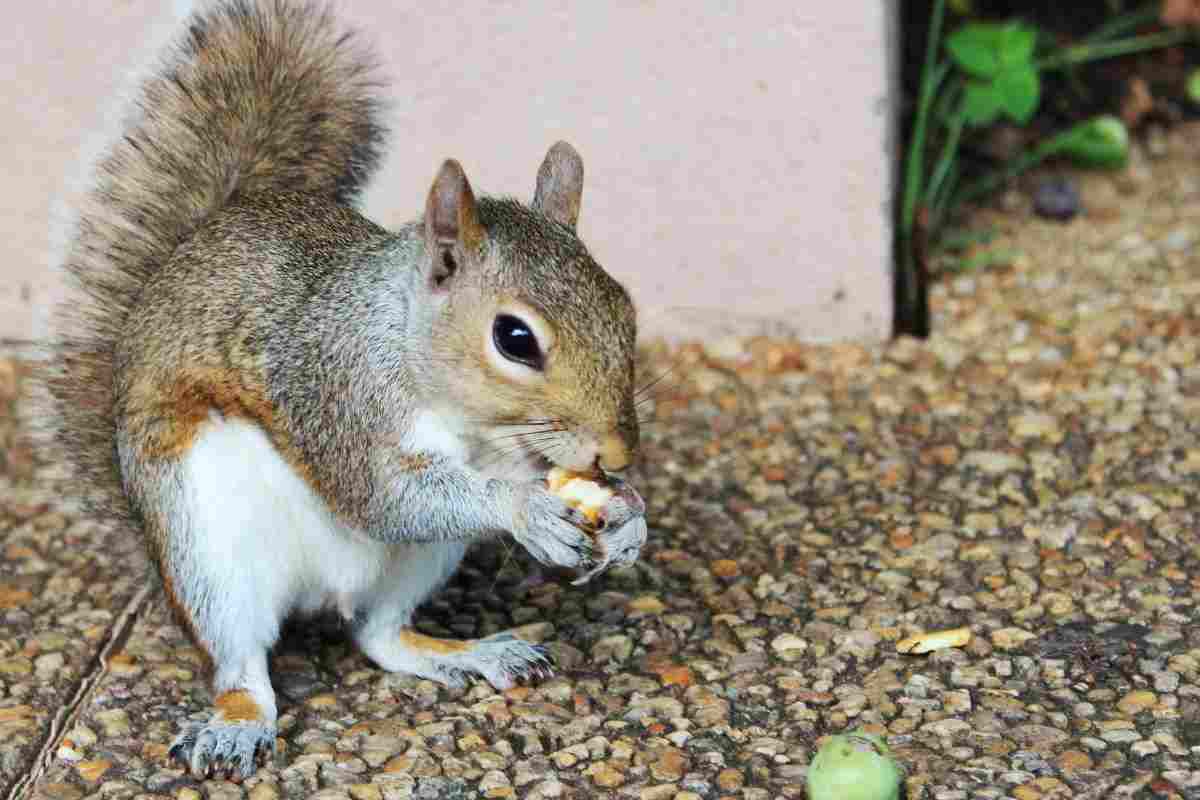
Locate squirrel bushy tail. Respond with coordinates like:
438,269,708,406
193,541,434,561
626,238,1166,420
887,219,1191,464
42,0,386,521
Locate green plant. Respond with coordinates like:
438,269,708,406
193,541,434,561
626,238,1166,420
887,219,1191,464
1188,66,1200,103
947,21,1040,126
895,0,1194,334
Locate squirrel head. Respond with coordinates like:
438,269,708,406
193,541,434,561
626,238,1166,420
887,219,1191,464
415,142,639,474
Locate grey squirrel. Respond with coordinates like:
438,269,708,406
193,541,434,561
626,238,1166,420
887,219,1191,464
41,0,647,781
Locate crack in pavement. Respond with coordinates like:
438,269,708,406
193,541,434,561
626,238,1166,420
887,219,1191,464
4,584,153,800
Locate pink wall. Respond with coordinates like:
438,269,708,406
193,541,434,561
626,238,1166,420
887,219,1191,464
1,1,895,344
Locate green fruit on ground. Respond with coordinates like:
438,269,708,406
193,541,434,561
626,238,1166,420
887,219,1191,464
807,729,903,800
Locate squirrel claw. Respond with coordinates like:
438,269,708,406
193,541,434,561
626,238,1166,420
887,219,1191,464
169,720,276,781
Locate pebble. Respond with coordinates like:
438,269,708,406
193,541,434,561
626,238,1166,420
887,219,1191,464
924,718,972,737
1130,740,1158,757
1100,729,1142,744
1010,725,1069,749
770,633,808,660
962,451,1027,474
1056,750,1092,772
1116,690,1156,715
1153,671,1180,692
1032,175,1082,220
592,635,634,662
991,628,1035,650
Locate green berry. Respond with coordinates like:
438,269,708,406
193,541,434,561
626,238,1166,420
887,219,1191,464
807,729,903,800
1188,68,1200,106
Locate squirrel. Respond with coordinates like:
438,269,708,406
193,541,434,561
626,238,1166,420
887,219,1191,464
41,0,648,781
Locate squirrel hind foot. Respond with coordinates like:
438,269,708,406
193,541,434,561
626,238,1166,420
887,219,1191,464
361,628,553,691
169,718,278,782
469,632,555,690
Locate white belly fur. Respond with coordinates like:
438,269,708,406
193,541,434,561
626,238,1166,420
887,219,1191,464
175,415,451,650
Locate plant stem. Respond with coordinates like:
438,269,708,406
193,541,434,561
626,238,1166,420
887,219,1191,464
1039,29,1194,70
953,127,1077,206
930,163,961,233
900,0,948,237
926,108,965,219
930,73,964,126
1082,3,1160,44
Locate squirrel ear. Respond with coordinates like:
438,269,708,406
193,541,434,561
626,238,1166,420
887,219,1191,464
424,159,484,287
533,141,584,230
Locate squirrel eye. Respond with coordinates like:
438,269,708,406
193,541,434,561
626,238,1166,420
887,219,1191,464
493,314,544,370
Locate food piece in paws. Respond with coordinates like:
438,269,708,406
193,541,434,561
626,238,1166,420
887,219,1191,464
546,467,614,529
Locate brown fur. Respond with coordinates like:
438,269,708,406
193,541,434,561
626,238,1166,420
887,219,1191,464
39,0,385,533
397,629,472,656
214,690,267,723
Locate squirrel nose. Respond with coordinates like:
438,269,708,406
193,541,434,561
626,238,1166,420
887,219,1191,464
597,433,633,473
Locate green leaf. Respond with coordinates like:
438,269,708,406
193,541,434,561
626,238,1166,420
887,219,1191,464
961,81,1002,126
998,23,1036,68
946,24,1002,78
1057,116,1129,168
995,66,1040,123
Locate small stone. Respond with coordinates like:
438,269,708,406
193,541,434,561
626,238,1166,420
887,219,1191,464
924,719,972,737
510,622,555,643
1032,175,1081,221
30,784,84,800
0,585,33,609
1152,732,1187,755
0,657,32,676
651,663,693,687
1162,771,1200,790
479,770,512,795
1130,740,1159,757
585,761,626,788
991,628,1035,650
1153,671,1180,693
944,690,972,714
715,768,745,791
1057,750,1092,773
93,709,132,737
1079,737,1107,752
640,786,678,800
75,759,112,782
1162,227,1195,251
1116,690,1156,715
963,451,1027,474
1100,728,1142,744
592,635,633,662
248,783,282,800
770,633,808,661
650,748,687,781
527,780,565,800
307,693,339,709
1010,724,1069,749
1013,777,1069,800
711,560,740,578
628,595,666,615
35,651,65,676
348,785,382,800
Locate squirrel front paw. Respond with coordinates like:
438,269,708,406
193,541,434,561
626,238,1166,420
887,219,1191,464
572,485,648,584
511,483,598,570
169,718,277,781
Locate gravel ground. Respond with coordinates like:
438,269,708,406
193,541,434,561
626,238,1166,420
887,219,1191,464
3,128,1200,800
